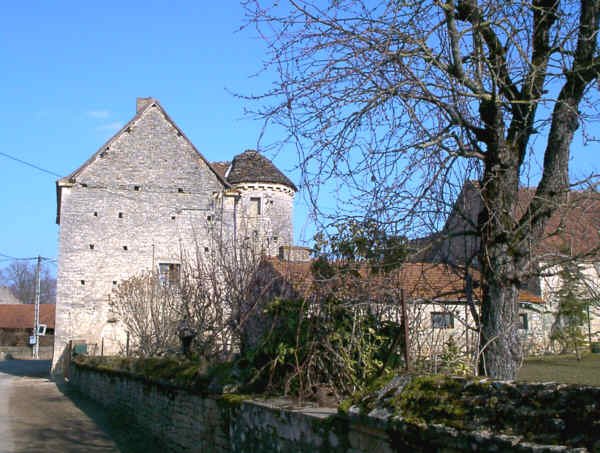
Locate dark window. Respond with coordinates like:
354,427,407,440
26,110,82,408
431,312,454,329
89,244,94,250
80,280,85,285
519,313,529,330
158,263,180,286
93,211,98,217
134,185,140,191
123,246,128,251
178,188,184,193
118,212,123,218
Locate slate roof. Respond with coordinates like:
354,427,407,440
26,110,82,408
0,304,56,329
226,150,297,191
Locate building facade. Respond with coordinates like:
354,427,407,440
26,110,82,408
53,98,297,373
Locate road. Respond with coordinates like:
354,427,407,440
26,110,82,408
0,359,163,453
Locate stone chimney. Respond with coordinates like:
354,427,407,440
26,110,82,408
136,97,154,113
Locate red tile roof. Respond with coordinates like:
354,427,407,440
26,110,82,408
0,304,55,329
266,260,542,304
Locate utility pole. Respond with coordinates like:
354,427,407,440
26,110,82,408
33,255,41,359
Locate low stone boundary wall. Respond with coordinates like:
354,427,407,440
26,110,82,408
0,346,53,360
69,364,594,452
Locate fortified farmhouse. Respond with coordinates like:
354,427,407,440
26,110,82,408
53,98,298,373
53,98,599,373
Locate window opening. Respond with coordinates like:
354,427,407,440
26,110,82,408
158,263,180,286
431,312,454,329
250,197,261,216
519,313,529,330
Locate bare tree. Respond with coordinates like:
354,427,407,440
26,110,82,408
109,217,268,359
242,0,600,378
109,272,182,357
0,260,56,304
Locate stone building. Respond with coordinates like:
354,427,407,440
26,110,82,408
0,286,21,304
53,98,298,373
420,181,600,352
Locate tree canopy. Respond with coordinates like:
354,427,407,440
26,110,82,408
243,0,600,378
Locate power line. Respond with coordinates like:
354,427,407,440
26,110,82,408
0,151,63,178
0,252,55,262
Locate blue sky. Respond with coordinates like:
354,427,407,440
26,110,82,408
0,1,314,264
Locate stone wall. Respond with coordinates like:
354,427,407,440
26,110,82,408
69,363,595,452
0,346,53,360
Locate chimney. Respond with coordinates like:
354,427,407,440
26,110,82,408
136,97,154,113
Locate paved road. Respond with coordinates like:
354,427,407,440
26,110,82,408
0,359,119,453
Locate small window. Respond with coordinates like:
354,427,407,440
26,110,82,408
80,280,85,285
171,216,176,220
278,246,285,260
207,215,212,222
178,188,184,193
273,236,278,242
123,245,128,251
134,185,140,191
93,211,98,217
519,313,529,330
89,244,94,250
118,212,123,218
204,247,209,252
112,281,117,286
158,263,180,286
431,312,454,329
250,197,261,216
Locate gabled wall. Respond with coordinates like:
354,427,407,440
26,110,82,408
53,104,226,373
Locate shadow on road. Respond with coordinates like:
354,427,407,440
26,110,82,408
0,359,51,378
56,382,168,453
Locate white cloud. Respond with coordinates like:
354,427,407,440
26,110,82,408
87,110,111,119
96,121,123,133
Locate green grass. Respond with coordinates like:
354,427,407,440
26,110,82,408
518,353,600,386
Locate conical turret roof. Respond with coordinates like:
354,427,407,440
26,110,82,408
226,150,297,191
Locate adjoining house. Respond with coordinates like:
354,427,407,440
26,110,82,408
53,98,300,373
420,181,600,351
0,286,21,304
0,304,55,358
247,259,544,359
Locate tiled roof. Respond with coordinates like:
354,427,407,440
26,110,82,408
265,259,542,304
226,150,297,191
516,188,600,257
211,161,230,180
0,287,21,304
0,304,56,329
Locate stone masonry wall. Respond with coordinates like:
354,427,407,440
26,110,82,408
69,363,596,452
54,102,298,374
54,105,225,372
